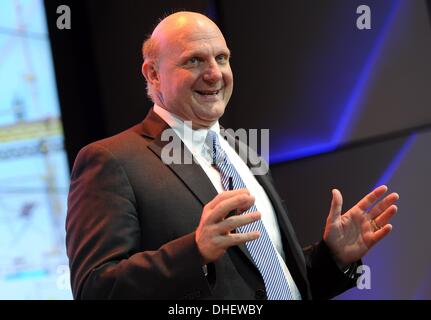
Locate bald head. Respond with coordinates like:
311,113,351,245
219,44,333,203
143,12,225,62
141,11,233,128
153,12,222,41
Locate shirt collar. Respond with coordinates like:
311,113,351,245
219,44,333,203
153,104,221,157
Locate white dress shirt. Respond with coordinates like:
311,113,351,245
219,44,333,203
153,104,301,299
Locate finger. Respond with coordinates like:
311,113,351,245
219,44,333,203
368,192,399,220
208,193,255,223
374,205,397,227
369,224,393,247
225,231,261,247
327,189,343,224
356,185,388,212
207,189,250,210
218,211,261,234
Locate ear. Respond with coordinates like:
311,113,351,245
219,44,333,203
142,61,160,90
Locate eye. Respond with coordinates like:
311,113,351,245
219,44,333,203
185,57,201,67
216,54,229,64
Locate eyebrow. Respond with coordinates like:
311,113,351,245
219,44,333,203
180,48,231,60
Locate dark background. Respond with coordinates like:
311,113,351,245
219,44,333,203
44,0,431,299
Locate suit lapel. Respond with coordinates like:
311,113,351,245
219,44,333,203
137,108,217,206
136,109,258,268
148,132,218,206
229,132,309,298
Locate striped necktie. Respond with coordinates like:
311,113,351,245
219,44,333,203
205,130,293,300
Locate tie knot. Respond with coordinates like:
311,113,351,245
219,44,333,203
205,130,223,166
205,130,218,145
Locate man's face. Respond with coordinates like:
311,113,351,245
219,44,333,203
154,21,233,128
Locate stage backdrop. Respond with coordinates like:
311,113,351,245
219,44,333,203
16,0,429,299
0,0,72,299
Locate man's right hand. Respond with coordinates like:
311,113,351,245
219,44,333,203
195,189,261,265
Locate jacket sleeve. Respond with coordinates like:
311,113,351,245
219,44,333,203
66,143,211,299
303,240,361,300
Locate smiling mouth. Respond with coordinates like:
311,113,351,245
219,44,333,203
195,89,221,96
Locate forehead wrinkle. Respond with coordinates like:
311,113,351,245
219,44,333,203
177,31,230,56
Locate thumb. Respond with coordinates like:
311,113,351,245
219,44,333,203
327,188,343,223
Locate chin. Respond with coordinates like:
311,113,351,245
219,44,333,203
197,102,224,115
204,109,225,122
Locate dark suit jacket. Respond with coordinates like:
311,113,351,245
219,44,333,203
66,108,358,300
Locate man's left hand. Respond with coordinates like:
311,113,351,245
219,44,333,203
323,185,399,268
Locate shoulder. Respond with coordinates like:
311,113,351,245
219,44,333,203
73,122,153,170
81,122,149,154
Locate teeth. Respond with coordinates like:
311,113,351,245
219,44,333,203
196,90,219,95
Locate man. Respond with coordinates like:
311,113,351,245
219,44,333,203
66,11,399,300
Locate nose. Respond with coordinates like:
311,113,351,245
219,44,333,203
202,60,223,83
